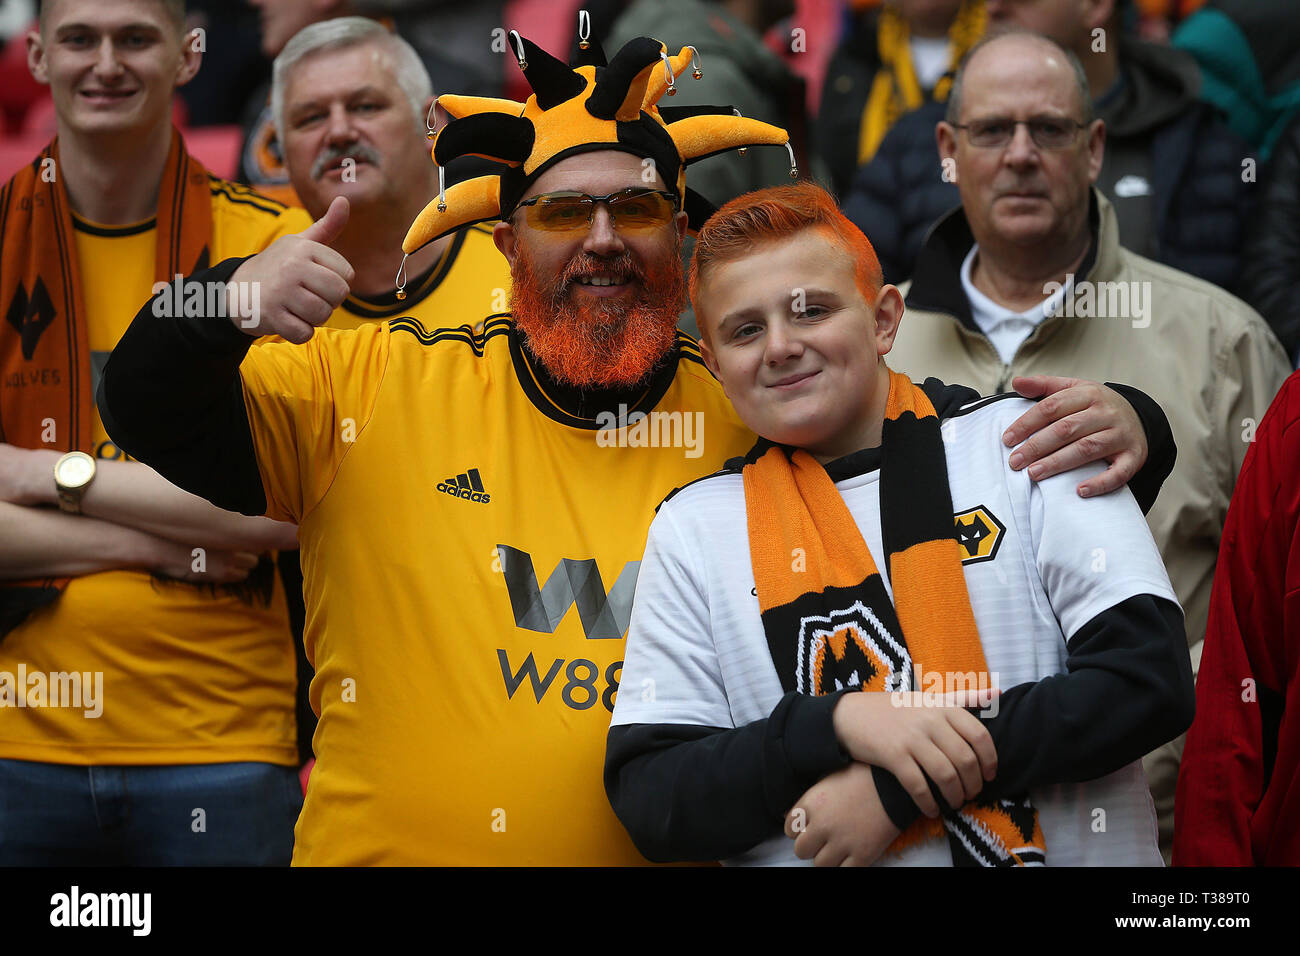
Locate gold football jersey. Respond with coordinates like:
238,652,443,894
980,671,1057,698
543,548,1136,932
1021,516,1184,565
238,317,755,864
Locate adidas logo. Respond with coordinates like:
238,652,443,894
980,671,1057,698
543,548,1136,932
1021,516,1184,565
438,467,491,504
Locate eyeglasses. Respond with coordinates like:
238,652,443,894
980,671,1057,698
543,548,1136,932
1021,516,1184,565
513,188,679,233
951,117,1089,150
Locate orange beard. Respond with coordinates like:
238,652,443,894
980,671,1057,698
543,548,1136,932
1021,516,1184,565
509,244,685,388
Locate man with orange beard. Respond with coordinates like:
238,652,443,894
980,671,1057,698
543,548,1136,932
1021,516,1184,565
98,28,1175,864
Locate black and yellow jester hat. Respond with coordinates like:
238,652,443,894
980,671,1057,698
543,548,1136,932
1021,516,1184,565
396,12,796,295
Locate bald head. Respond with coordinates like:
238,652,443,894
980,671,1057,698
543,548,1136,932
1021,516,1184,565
935,26,1105,274
947,31,1092,128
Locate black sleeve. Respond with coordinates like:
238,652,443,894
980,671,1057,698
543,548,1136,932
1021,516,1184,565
882,594,1196,831
97,257,268,516
1104,381,1176,515
977,594,1194,797
606,690,835,862
604,688,926,862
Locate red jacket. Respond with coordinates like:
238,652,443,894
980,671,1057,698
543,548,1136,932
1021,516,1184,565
1174,370,1300,865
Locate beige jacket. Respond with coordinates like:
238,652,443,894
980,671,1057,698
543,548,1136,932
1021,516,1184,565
889,191,1291,651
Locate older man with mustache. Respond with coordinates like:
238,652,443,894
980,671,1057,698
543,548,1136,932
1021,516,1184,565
272,17,509,330
98,24,1176,865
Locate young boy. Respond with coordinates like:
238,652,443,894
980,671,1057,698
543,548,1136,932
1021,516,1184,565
604,183,1195,866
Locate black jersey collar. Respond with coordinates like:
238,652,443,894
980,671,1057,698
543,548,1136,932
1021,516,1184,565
507,325,682,430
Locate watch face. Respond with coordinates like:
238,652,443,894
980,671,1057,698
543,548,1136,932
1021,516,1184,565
56,453,95,488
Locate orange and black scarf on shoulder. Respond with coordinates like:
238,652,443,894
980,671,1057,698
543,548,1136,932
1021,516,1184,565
740,368,1045,866
0,129,213,635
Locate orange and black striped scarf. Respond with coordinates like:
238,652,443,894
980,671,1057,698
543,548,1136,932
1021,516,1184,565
0,129,213,634
741,368,1045,866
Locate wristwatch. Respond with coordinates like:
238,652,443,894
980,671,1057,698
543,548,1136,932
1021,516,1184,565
54,451,96,514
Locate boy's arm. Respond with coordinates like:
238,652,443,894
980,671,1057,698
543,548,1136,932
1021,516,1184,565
605,694,850,862
811,460,1196,837
605,504,858,862
970,592,1192,800
964,436,1193,801
836,592,1191,837
985,457,1196,791
790,593,1192,857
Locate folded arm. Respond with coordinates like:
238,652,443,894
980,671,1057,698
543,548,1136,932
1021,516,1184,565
0,500,256,583
0,500,174,579
0,444,296,552
605,692,850,863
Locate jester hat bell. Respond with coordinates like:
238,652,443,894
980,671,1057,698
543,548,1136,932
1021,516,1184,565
397,14,795,293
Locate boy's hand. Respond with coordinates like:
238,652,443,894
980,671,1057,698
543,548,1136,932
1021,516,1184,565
784,763,899,866
832,690,998,817
1003,376,1146,498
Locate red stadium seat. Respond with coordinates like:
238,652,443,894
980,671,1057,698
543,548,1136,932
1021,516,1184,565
0,21,44,135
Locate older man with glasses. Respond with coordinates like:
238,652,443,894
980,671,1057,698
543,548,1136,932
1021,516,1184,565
843,0,1252,294
883,28,1291,860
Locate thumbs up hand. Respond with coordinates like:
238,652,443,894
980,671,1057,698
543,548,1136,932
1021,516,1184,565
228,196,355,344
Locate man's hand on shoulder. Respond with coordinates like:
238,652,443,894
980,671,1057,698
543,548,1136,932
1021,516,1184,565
229,196,354,344
1002,375,1148,498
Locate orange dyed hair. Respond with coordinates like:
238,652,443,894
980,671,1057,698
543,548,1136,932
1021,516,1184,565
689,182,883,340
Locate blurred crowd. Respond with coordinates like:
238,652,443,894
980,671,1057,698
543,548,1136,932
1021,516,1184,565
4,0,1296,354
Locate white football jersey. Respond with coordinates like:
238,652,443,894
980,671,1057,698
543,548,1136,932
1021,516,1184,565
612,395,1178,866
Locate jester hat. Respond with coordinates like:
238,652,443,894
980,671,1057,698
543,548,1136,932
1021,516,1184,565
397,16,795,293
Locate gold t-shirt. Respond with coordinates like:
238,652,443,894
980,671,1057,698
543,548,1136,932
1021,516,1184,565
238,318,756,863
0,179,312,766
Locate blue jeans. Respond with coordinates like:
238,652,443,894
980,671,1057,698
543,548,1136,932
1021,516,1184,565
0,759,302,866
